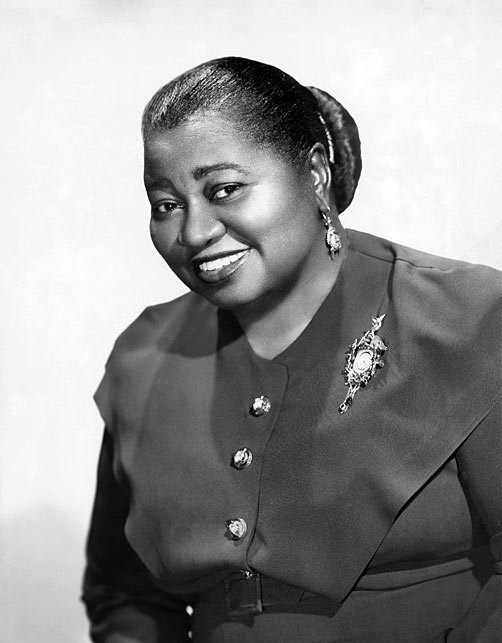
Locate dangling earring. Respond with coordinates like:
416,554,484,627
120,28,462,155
320,206,341,258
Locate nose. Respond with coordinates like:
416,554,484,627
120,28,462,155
178,205,226,249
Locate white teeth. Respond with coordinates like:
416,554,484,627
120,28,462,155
199,250,247,272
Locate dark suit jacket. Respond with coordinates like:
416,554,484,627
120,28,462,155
83,230,502,642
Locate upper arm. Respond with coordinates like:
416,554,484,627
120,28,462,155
82,429,191,643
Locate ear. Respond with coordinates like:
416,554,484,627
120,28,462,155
309,143,332,212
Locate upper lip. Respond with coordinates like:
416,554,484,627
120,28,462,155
191,248,250,265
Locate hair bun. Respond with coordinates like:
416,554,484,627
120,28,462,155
307,86,362,213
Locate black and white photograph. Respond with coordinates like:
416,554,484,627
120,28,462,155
2,1,501,642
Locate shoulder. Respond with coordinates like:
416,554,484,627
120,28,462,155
110,291,215,357
348,228,501,320
95,291,218,427
349,228,501,410
348,227,500,276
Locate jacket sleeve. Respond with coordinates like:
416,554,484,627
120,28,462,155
82,429,191,643
447,397,502,642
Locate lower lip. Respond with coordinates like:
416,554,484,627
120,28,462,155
194,250,250,284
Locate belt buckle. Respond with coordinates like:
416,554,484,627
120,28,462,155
224,570,263,618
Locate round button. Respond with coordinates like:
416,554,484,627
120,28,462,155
232,447,253,470
226,518,247,540
250,395,271,416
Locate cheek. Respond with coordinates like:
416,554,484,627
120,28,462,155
149,222,195,283
150,221,178,258
233,189,294,241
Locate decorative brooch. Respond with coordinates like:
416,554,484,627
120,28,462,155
338,314,388,414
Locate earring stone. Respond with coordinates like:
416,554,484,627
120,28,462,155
321,208,341,258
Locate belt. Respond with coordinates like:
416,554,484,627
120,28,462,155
194,571,340,620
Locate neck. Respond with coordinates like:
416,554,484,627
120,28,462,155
233,226,348,359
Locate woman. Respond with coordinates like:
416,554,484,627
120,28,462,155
82,57,501,642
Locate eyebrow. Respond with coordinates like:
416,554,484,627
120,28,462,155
145,163,250,191
192,163,250,180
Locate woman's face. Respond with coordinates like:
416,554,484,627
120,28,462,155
144,113,327,311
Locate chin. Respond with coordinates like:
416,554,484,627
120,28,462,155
192,280,261,311
170,263,266,311
195,289,254,310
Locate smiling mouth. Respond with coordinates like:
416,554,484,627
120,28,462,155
193,249,250,284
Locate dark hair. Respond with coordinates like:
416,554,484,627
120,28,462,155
142,57,361,213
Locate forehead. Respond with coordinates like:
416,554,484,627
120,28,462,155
143,113,286,176
146,113,248,158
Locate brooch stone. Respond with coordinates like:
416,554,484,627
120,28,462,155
338,315,388,414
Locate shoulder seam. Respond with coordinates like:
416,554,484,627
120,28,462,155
352,246,472,272
393,256,467,272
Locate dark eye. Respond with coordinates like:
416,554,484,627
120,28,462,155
151,201,182,219
212,184,242,201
